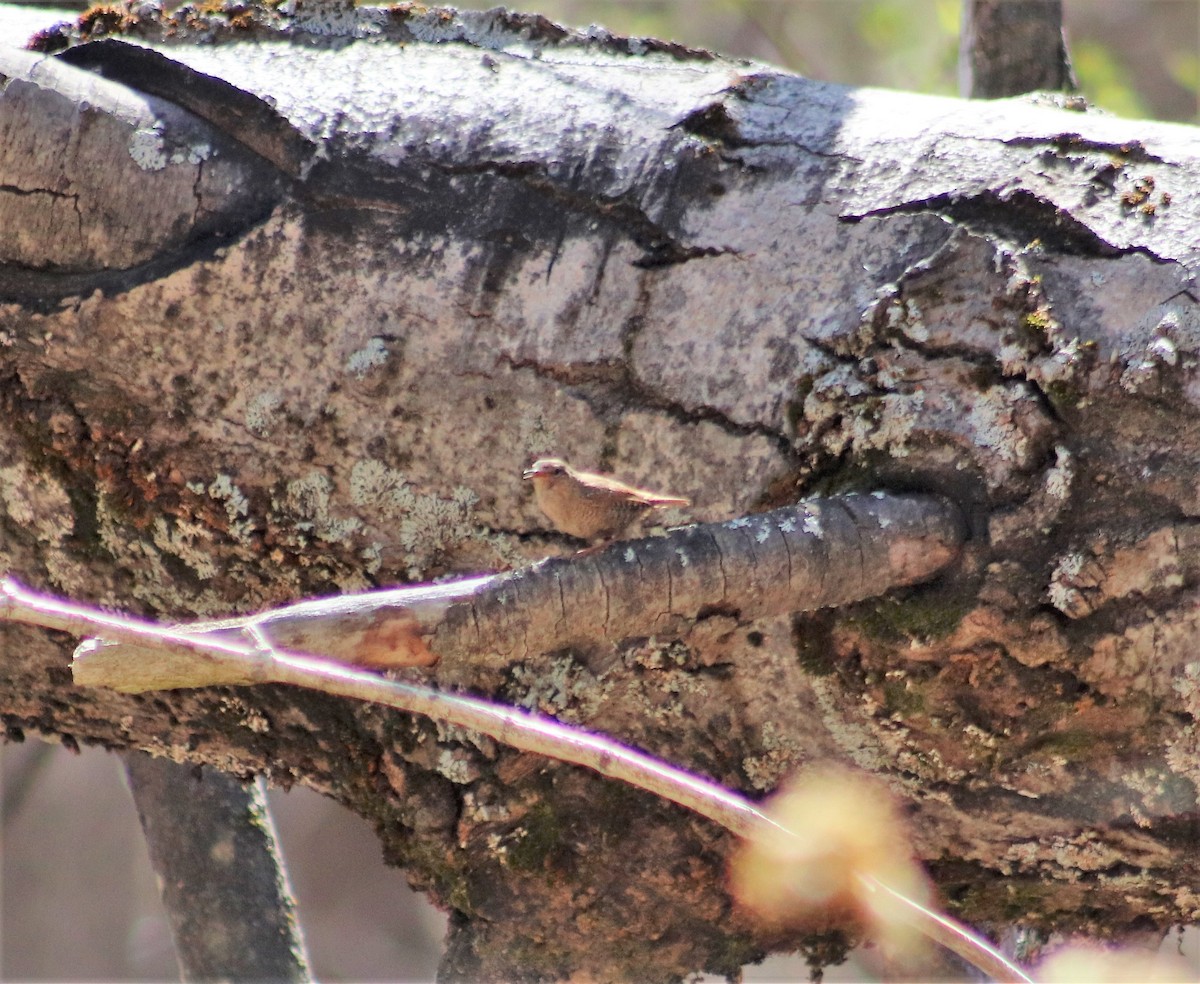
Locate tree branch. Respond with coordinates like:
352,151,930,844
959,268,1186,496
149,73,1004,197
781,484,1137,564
61,492,963,686
123,754,312,982
959,0,1076,98
0,575,1029,983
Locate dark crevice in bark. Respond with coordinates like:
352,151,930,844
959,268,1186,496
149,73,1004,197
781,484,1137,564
0,199,285,311
57,39,316,178
998,133,1167,165
846,189,1125,258
495,353,796,461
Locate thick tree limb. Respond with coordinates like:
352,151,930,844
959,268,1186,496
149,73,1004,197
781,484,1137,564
65,491,963,686
430,492,964,677
2,2,1198,978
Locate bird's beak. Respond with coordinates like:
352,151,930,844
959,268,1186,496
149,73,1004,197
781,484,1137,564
522,467,539,481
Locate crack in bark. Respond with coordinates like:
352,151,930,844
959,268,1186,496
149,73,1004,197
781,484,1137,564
191,158,205,225
495,352,795,458
708,527,730,603
430,156,737,269
844,189,1130,259
0,183,77,201
778,514,795,594
829,496,866,593
555,567,568,640
592,558,612,640
665,549,675,620
997,133,1167,166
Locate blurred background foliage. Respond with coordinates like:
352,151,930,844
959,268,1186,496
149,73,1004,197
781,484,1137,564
455,0,1199,122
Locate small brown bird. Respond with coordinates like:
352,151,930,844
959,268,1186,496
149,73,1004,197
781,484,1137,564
523,458,690,542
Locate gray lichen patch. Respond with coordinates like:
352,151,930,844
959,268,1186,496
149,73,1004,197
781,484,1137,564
988,444,1076,552
741,720,805,792
92,491,229,614
347,458,504,579
505,654,608,723
799,352,1055,493
585,637,717,733
1164,723,1200,792
279,470,363,545
205,474,257,544
150,516,219,581
1029,252,1200,387
344,337,390,379
244,389,284,437
1082,607,1200,705
0,461,74,550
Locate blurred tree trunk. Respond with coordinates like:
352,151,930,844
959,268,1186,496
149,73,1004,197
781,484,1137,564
123,754,312,982
1,4,1197,980
959,0,1076,97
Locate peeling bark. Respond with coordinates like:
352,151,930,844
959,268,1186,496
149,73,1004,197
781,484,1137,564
1,3,1198,981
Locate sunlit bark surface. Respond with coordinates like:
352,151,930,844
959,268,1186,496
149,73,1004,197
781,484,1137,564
1,4,1197,979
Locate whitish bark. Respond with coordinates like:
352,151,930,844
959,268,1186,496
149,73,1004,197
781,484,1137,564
1,3,1198,981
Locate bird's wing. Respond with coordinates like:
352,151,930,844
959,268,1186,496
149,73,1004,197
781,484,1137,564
640,494,691,507
578,472,690,507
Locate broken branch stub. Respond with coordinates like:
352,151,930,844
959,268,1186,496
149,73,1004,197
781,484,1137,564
428,492,965,674
57,491,964,683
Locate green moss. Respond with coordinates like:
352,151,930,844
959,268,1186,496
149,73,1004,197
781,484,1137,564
397,840,474,916
445,877,473,916
847,590,972,644
793,613,836,676
882,678,926,716
1018,309,1054,346
803,455,882,498
950,877,1059,923
1044,379,1083,411
1021,728,1099,761
496,939,572,978
507,801,565,873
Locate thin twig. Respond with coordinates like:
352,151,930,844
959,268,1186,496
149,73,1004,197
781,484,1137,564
0,577,1031,982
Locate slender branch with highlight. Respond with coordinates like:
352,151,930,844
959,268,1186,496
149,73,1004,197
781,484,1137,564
0,576,1030,981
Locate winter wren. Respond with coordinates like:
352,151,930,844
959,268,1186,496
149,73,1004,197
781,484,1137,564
523,458,690,542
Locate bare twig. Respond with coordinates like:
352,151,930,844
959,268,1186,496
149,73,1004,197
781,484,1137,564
0,576,1030,981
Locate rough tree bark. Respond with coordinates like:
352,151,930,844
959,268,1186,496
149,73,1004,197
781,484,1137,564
1,3,1197,981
